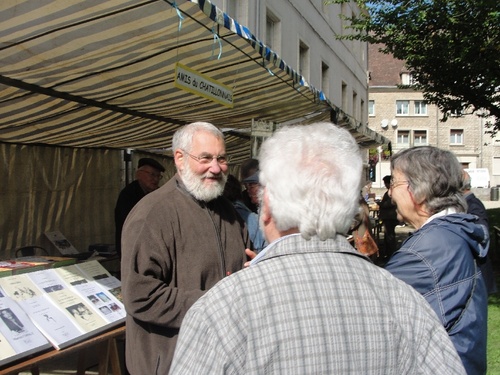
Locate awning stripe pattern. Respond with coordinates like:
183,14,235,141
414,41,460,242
0,0,388,162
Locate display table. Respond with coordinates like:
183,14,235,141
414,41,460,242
0,325,125,375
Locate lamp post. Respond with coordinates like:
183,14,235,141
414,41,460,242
377,146,383,188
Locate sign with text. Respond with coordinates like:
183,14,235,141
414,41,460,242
174,63,234,108
251,119,275,137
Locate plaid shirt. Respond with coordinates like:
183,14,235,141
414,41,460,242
170,235,465,375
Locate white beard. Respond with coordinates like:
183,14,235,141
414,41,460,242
180,161,227,202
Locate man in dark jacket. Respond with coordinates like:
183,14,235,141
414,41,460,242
384,146,488,375
121,122,249,375
462,171,497,294
114,157,165,255
378,175,398,258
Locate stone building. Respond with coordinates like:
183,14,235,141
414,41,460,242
368,43,500,191
214,0,372,139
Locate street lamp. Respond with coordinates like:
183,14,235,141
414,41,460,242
377,146,383,188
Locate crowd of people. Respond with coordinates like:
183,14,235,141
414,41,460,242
114,121,491,374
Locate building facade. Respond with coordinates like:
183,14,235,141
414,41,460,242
368,44,500,189
213,0,370,134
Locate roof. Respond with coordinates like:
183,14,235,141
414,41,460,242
368,43,407,87
0,0,389,162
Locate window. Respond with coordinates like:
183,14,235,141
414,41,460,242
299,41,309,80
265,10,280,52
450,129,464,145
450,108,464,117
413,130,427,146
414,101,427,115
401,73,415,85
352,91,358,119
396,100,409,115
368,100,375,116
360,100,365,124
397,130,410,146
321,62,329,97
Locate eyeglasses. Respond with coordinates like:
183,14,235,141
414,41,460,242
389,177,409,189
182,150,231,165
139,170,163,180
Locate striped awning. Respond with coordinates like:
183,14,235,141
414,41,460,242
0,0,388,162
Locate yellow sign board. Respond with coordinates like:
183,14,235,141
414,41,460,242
174,63,234,108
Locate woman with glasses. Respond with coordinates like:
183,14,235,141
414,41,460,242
384,146,488,375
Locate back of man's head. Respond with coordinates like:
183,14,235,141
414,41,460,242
258,122,362,240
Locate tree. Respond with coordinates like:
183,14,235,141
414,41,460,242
327,0,500,131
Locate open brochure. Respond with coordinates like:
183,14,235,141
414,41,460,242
0,288,51,366
0,260,124,365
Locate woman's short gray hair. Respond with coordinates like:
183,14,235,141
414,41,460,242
390,146,466,214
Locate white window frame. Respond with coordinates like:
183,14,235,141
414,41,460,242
401,72,415,85
368,100,375,116
450,129,464,145
397,130,410,146
413,130,427,146
396,100,410,115
414,101,427,116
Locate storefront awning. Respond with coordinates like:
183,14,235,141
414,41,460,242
0,0,389,162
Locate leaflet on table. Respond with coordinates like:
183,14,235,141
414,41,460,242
0,329,17,365
0,273,84,349
95,275,123,303
74,260,112,280
0,286,51,366
27,269,108,333
67,278,125,323
54,266,125,324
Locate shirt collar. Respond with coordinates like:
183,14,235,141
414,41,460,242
422,207,458,227
250,233,301,266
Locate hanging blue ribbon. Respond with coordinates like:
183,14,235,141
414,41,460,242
211,26,222,60
263,58,275,77
172,1,184,32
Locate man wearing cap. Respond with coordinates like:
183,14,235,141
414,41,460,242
114,157,165,256
240,158,259,213
242,171,260,209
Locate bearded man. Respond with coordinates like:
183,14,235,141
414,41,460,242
121,122,250,375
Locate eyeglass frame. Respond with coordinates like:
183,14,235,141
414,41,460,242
182,149,231,165
389,176,409,189
138,169,163,180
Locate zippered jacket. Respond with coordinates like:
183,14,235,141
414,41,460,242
385,213,489,375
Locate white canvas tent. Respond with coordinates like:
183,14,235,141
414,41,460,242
0,0,389,255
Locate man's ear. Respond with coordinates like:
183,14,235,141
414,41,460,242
260,190,272,224
174,149,184,171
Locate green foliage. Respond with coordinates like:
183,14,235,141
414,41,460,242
489,296,500,374
326,0,500,131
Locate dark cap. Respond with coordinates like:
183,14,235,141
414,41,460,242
138,158,165,172
242,172,259,184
